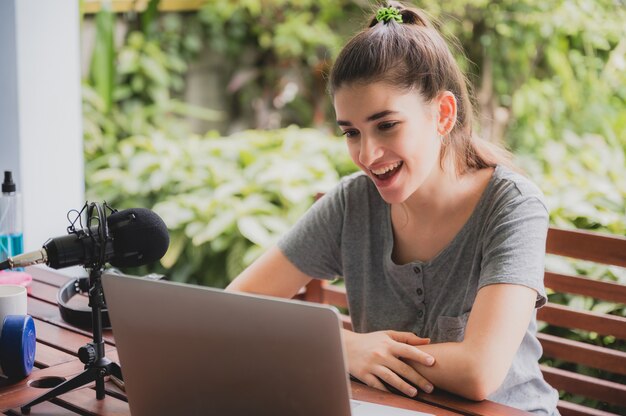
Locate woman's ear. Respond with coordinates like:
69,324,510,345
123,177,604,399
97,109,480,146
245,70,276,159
437,91,457,136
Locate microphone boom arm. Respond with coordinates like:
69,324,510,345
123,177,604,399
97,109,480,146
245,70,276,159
0,249,47,270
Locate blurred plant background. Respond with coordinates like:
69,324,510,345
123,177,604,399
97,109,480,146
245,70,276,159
81,0,625,411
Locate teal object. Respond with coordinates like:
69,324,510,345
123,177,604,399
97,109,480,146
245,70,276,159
0,234,10,261
10,233,23,258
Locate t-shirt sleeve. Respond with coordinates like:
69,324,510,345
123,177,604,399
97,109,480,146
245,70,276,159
276,181,345,280
479,195,549,308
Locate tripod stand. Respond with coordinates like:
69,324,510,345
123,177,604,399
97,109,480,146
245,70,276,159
21,267,123,414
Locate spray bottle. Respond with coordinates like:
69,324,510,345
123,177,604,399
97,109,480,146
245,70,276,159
0,171,23,264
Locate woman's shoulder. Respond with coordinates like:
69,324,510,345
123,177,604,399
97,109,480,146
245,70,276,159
338,171,371,188
488,165,548,213
318,172,385,218
333,171,379,199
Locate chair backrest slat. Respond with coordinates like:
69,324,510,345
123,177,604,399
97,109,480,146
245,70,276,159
540,365,626,408
537,303,626,338
544,271,626,303
546,228,626,267
556,399,623,416
538,333,626,375
322,284,349,309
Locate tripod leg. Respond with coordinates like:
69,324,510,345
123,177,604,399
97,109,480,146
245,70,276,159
96,375,105,400
108,362,123,380
21,367,101,414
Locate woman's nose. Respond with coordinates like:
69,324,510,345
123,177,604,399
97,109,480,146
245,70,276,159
358,136,384,167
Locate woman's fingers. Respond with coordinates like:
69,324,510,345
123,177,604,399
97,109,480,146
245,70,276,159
374,365,419,397
392,341,435,367
360,373,390,393
345,330,435,398
386,330,430,346
387,359,434,394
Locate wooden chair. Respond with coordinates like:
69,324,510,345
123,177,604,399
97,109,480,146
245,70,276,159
298,227,626,416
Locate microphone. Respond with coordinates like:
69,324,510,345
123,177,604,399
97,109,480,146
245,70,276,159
0,208,169,271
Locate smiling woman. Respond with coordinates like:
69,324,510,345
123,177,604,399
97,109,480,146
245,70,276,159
333,84,446,204
227,2,560,414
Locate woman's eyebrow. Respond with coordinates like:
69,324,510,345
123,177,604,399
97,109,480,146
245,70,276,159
366,110,398,122
337,110,399,126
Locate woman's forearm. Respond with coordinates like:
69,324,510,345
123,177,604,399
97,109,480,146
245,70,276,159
408,341,503,401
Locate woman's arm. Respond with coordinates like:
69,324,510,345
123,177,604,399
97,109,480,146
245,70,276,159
344,283,536,401
226,245,313,298
407,283,537,400
228,245,437,397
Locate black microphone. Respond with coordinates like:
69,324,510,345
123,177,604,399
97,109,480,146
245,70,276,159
0,208,169,271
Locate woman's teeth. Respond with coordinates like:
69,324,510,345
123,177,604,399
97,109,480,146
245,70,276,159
371,161,402,176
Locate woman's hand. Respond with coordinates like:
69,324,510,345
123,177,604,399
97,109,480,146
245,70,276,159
343,329,435,397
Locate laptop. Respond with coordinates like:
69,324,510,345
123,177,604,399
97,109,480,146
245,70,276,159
101,272,432,416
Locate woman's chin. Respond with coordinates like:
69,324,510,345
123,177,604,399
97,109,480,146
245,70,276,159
369,167,409,204
374,185,412,204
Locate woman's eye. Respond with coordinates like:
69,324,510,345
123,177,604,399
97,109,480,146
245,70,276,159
379,121,399,131
342,130,359,138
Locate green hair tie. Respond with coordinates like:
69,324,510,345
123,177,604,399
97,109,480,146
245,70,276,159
376,6,403,24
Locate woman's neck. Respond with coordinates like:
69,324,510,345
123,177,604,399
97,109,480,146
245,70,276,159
399,158,468,221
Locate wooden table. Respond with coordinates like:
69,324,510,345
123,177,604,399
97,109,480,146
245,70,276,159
0,267,530,415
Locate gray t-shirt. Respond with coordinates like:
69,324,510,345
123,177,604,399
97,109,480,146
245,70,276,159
278,165,559,414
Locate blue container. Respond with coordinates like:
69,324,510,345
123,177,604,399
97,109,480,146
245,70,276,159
0,315,36,380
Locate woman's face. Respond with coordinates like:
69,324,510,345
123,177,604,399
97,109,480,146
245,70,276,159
333,82,442,204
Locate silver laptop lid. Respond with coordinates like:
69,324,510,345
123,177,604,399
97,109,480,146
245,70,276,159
101,272,352,416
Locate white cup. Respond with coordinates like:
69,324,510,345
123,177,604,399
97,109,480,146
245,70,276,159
0,285,27,333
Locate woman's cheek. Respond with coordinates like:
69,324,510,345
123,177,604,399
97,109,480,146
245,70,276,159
346,142,363,169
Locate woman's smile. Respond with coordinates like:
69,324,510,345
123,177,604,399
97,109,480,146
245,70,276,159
370,161,404,186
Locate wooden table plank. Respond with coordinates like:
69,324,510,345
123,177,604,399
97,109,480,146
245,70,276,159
350,382,463,415
5,400,79,415
0,360,89,411
415,388,532,416
27,296,116,345
32,318,115,357
53,384,129,416
27,280,65,306
34,342,76,369
0,352,121,413
28,267,76,288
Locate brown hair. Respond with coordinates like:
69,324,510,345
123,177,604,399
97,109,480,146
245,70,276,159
329,1,514,175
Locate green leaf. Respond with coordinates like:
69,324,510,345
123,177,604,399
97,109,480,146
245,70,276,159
89,5,115,113
192,211,237,246
237,216,272,247
160,232,186,269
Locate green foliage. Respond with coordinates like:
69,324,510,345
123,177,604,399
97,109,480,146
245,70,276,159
518,132,626,235
83,11,218,160
196,0,363,128
86,127,355,286
416,0,626,154
89,4,115,113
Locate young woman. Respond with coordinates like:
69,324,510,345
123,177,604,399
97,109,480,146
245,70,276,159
227,2,559,414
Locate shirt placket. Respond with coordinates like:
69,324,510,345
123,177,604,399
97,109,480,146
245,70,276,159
412,264,426,333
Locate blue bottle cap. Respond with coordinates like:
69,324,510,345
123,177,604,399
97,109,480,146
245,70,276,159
0,315,36,380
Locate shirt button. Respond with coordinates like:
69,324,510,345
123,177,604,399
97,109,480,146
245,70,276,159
416,288,423,296
417,310,424,318
413,266,421,274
